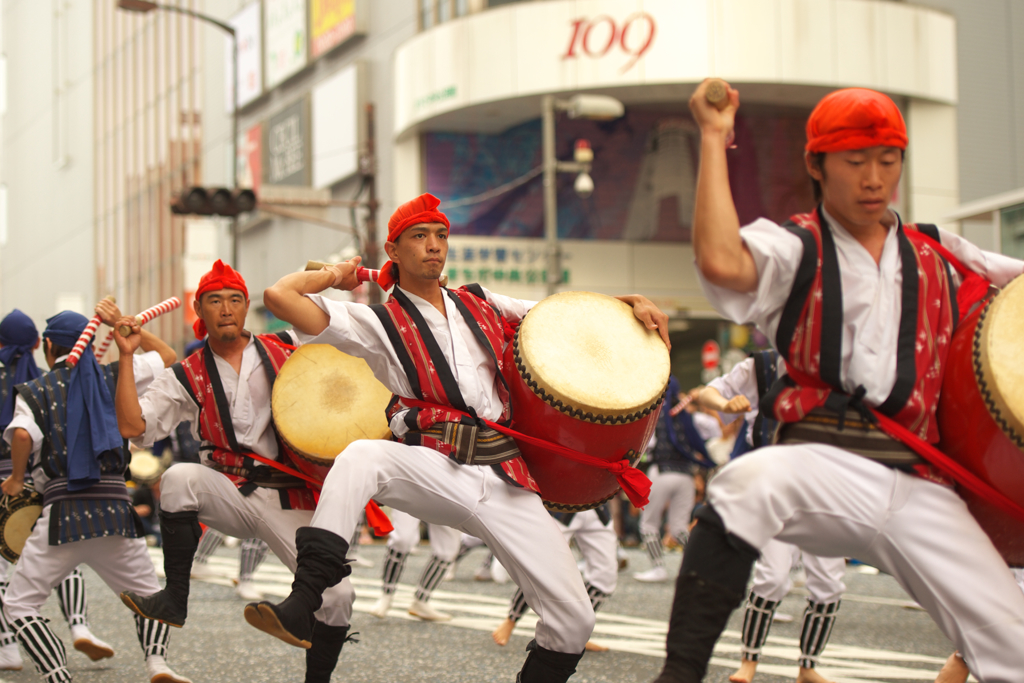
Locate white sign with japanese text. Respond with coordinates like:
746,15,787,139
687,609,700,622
225,2,262,111
265,0,308,89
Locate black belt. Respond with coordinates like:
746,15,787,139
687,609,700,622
43,475,132,508
776,407,923,468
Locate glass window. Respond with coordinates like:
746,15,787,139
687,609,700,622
1000,204,1024,259
420,0,434,29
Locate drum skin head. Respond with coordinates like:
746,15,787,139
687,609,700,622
518,291,670,418
0,491,43,563
977,275,1024,446
272,344,393,466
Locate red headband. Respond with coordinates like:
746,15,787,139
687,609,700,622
193,259,248,339
806,88,907,153
377,193,450,291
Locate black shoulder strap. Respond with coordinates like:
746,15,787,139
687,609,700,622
252,337,280,393
776,220,819,361
171,362,201,408
816,211,844,390
916,223,940,242
875,224,920,417
445,289,512,422
201,343,243,453
369,303,423,401
273,330,293,345
752,352,768,402
464,283,486,300
913,223,960,323
392,289,470,413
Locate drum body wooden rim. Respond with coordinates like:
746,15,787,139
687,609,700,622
503,292,667,511
272,344,394,484
0,489,43,563
937,281,1024,565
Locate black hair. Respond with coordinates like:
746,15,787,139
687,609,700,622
810,149,905,202
46,339,74,359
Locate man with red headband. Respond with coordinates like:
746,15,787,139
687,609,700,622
649,83,1024,683
254,193,669,682
111,260,357,683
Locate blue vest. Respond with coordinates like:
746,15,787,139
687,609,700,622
15,361,141,546
0,367,13,476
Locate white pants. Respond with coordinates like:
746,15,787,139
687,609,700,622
160,463,354,627
312,440,595,653
386,508,463,561
639,467,695,540
5,506,160,621
707,443,1024,683
751,539,846,604
557,510,617,595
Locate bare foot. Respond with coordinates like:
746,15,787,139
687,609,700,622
796,666,835,683
491,618,515,646
934,652,970,683
585,640,608,652
729,658,757,683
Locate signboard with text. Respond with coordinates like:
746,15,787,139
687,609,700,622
310,0,361,59
312,63,362,188
265,0,308,89
263,97,311,186
225,2,262,111
237,123,263,194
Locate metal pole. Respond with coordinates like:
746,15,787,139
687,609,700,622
364,103,381,305
230,31,239,267
542,95,560,297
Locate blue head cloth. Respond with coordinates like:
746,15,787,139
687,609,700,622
0,309,42,430
43,311,122,492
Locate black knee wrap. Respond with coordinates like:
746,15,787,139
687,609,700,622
517,642,584,683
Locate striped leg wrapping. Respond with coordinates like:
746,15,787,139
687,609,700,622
0,581,18,647
56,567,88,628
585,582,611,614
641,532,664,567
193,528,226,564
12,616,71,683
414,556,453,602
798,599,841,669
135,615,170,658
508,589,530,622
380,548,407,595
238,538,270,582
739,591,780,662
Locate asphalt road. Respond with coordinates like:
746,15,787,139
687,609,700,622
0,542,957,683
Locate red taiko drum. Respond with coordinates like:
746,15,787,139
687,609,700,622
272,344,394,483
504,291,670,511
937,276,1024,565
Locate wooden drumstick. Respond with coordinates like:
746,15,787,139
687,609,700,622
305,260,449,287
705,78,730,111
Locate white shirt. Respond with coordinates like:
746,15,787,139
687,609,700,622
699,209,1024,406
692,411,722,441
134,331,300,461
3,351,165,464
708,356,789,446
300,286,535,437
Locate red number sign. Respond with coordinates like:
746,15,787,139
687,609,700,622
701,340,720,370
563,12,656,74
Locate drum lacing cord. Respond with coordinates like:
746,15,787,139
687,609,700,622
0,483,37,511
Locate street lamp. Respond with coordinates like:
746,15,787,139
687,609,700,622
116,0,241,266
541,94,625,296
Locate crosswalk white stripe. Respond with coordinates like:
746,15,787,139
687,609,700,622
148,548,961,682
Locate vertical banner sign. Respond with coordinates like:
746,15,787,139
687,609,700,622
264,0,308,89
237,122,263,195
225,2,263,111
310,0,358,59
263,97,311,186
312,63,360,188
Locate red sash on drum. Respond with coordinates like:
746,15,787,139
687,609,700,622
400,398,652,508
234,448,393,536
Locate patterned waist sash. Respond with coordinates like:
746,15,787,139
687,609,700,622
43,475,132,507
407,422,522,466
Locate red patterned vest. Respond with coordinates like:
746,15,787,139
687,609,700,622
172,332,316,510
766,207,957,444
370,285,539,493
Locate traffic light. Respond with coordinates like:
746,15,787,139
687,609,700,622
170,187,257,216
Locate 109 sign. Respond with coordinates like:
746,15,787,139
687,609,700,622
562,13,656,74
